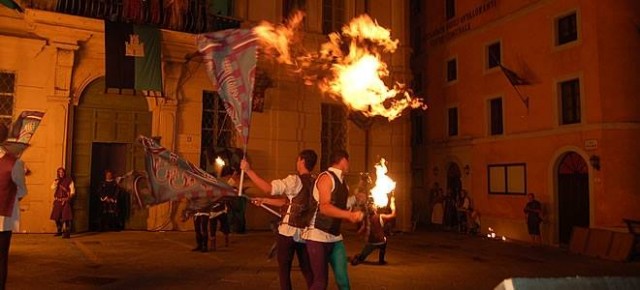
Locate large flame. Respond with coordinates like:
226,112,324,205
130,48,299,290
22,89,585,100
253,11,305,65
253,12,426,120
370,158,396,208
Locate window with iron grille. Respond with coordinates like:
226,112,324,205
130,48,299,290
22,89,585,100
200,91,234,169
0,71,15,128
557,12,577,45
322,0,345,34
445,0,455,20
559,79,581,125
448,107,458,136
446,58,457,82
489,97,503,135
321,103,346,170
487,41,501,69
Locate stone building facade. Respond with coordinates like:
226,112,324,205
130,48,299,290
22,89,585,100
412,0,640,244
0,0,414,233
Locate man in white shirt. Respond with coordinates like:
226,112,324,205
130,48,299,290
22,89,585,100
0,123,27,289
241,149,318,290
302,150,363,290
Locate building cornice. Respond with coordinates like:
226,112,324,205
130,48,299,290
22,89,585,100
428,122,640,148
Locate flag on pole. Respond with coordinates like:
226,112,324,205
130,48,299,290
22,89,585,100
498,63,531,109
135,135,238,206
197,29,258,146
2,111,45,157
499,64,530,86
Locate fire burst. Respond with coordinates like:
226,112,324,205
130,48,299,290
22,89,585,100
253,12,426,120
370,158,396,208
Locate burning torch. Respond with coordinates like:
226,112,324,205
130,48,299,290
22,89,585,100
370,158,396,208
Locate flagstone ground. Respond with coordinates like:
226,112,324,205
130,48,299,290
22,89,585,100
7,229,640,289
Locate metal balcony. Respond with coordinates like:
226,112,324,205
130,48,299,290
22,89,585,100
22,0,242,33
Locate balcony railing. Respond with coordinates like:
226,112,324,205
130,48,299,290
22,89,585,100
22,0,242,33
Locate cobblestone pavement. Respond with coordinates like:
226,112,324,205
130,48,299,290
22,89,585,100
7,229,640,289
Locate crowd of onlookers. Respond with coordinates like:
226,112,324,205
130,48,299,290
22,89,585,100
429,183,480,235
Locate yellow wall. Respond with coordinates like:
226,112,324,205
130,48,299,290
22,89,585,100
0,1,414,233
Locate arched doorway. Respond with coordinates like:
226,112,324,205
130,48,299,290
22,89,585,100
557,152,590,245
447,163,462,198
72,78,152,232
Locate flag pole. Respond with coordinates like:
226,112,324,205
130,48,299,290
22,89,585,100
238,145,247,196
511,82,529,111
259,203,281,218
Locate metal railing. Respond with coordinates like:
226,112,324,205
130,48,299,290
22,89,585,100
22,0,241,33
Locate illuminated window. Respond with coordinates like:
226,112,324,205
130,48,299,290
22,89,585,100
488,163,527,195
559,79,581,125
200,91,234,169
321,103,346,170
0,71,15,127
322,0,345,34
557,12,577,45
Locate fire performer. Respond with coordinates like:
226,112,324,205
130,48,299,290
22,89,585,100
351,191,396,266
302,150,363,290
50,167,75,238
240,149,318,290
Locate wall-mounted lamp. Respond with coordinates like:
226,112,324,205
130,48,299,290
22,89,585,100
432,166,439,176
589,155,601,171
463,164,471,176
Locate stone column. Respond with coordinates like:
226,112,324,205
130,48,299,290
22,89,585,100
146,99,179,231
46,42,78,171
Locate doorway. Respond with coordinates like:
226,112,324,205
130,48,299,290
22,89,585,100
89,143,128,231
445,163,462,229
72,78,151,231
557,152,590,245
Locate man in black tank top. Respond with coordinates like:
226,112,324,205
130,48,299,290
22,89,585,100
241,149,318,290
302,150,363,290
